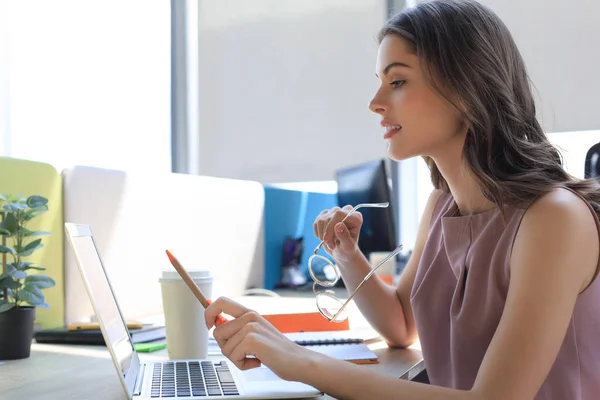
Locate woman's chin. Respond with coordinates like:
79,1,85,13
387,144,417,162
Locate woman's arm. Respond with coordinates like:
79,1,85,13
298,351,477,400
333,189,443,347
206,188,598,400
469,188,598,399
298,188,600,399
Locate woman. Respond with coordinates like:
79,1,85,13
205,1,600,398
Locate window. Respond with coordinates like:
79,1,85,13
4,0,170,173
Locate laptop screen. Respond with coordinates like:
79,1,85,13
70,235,135,379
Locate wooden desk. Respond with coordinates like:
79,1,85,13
1,294,425,399
1,341,423,400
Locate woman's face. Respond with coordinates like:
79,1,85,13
369,34,466,161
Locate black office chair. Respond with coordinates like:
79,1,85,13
584,142,600,180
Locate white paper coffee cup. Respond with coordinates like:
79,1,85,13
159,270,213,360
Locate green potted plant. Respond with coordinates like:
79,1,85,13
0,194,56,360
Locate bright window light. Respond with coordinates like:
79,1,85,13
5,0,170,173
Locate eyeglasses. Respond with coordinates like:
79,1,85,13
307,202,404,323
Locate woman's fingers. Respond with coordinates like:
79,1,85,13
316,209,331,239
213,310,260,346
314,209,328,238
218,321,258,359
217,320,264,371
228,330,263,370
324,207,355,249
313,205,363,253
237,357,262,371
321,207,339,246
205,297,251,329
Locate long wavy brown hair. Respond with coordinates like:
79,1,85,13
379,0,600,217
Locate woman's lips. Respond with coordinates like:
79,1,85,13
384,127,401,139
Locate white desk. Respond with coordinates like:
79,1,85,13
1,294,425,400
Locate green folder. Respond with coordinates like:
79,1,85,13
134,341,167,352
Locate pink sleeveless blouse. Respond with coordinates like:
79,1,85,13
410,188,600,399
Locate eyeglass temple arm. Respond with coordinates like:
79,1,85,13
329,244,403,322
314,202,390,254
342,202,389,224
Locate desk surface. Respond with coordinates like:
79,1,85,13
1,342,424,400
1,294,425,400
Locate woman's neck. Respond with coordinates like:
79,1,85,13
431,149,496,216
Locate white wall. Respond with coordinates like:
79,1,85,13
195,0,389,183
484,0,600,133
416,0,600,133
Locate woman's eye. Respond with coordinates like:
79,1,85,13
390,80,406,88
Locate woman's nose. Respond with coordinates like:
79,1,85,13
369,93,386,114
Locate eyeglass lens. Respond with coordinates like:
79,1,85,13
316,293,348,323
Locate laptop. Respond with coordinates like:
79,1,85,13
65,223,322,399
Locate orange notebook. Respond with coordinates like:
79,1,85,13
262,311,350,333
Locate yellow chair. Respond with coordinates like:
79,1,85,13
0,157,64,329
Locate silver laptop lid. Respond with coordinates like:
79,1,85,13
65,223,140,399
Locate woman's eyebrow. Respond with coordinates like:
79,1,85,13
376,61,411,78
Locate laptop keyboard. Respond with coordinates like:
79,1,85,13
151,360,239,397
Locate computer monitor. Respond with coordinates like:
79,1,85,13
335,159,397,257
584,141,600,180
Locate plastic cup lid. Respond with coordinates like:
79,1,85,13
159,270,212,281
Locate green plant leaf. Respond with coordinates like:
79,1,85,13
16,245,43,257
5,263,16,274
18,284,45,305
0,276,21,289
0,193,7,201
22,238,43,251
26,195,48,208
10,270,27,280
23,265,46,271
36,301,50,309
8,261,46,272
0,228,10,237
2,268,26,281
24,274,56,289
0,211,18,235
21,206,48,222
4,202,27,212
0,302,15,313
7,194,26,203
10,261,31,269
18,228,51,238
0,245,16,255
16,239,43,257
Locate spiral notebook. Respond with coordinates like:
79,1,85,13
285,331,379,365
284,330,368,345
209,330,379,365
